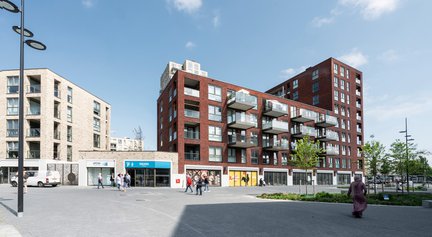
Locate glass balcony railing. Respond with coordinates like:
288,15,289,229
317,129,338,141
291,125,316,137
27,85,41,94
184,109,200,119
263,139,289,150
291,108,318,122
27,128,41,137
264,100,288,116
27,150,40,159
316,114,337,127
185,152,200,161
356,78,361,84
228,113,257,128
325,146,339,155
356,103,361,108
7,129,18,137
54,131,61,140
27,107,41,115
227,91,257,110
356,90,361,96
184,131,200,139
184,87,200,97
228,134,258,147
262,120,289,133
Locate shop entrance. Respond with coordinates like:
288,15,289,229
87,167,114,186
229,170,257,187
264,172,287,186
127,168,170,187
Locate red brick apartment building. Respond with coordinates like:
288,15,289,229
157,58,364,187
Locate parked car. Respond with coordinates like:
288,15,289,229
10,171,61,187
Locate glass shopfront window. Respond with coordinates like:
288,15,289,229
87,167,114,186
264,172,287,186
186,169,222,186
293,172,312,185
229,170,257,187
337,174,351,185
127,168,170,187
317,173,333,185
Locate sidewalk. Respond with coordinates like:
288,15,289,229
0,224,22,237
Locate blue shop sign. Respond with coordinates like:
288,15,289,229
125,161,171,169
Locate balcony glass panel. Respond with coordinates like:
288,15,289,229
28,150,40,159
184,87,200,97
184,109,200,119
263,120,289,131
184,131,200,139
27,128,41,137
228,91,257,107
185,152,200,160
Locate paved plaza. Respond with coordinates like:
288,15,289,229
0,184,431,237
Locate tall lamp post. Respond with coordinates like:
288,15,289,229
1,0,46,217
399,118,414,194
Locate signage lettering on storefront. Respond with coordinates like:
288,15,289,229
124,161,170,169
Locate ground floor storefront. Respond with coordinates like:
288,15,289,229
125,161,171,187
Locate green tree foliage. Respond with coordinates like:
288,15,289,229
362,140,386,194
291,136,323,195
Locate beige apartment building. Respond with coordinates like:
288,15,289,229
0,68,111,185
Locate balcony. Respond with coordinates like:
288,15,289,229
184,109,200,119
263,100,288,117
228,134,258,148
228,113,257,129
184,131,200,140
7,129,18,137
324,146,339,156
27,107,41,116
291,108,317,123
356,78,361,84
356,90,361,97
357,140,362,146
27,150,40,159
27,128,41,137
356,102,361,109
54,131,61,140
263,139,289,151
184,87,200,98
291,125,317,138
227,91,256,111
317,129,338,142
357,127,362,134
262,120,289,134
356,114,362,121
26,84,41,94
184,152,200,161
315,114,337,127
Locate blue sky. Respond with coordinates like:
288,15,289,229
1,0,431,162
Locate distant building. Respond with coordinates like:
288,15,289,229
0,68,111,185
157,58,364,187
110,137,144,151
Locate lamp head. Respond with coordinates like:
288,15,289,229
0,0,20,13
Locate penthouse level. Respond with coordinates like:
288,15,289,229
157,59,364,187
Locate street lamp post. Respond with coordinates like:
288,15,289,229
1,0,46,217
399,118,414,194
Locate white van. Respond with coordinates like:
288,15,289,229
11,171,61,187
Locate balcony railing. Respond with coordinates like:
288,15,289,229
262,120,289,134
27,108,41,115
27,150,40,159
356,102,361,109
324,146,339,155
356,90,361,97
27,84,41,94
27,128,41,137
54,110,61,119
316,114,337,127
184,109,200,119
54,90,61,98
184,87,200,97
291,125,317,138
185,152,200,161
184,131,200,140
356,115,362,121
357,128,362,134
228,113,257,129
228,134,258,148
263,100,288,117
54,131,61,140
356,78,361,84
291,108,317,123
7,129,18,137
317,129,338,141
227,91,256,111
263,139,289,151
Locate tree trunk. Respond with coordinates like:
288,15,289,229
305,169,308,196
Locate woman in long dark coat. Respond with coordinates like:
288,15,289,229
348,176,367,218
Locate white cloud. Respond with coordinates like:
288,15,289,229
82,0,96,8
378,49,399,63
280,66,307,78
185,41,196,49
312,16,335,27
213,14,220,28
338,48,368,67
339,0,399,20
169,0,202,14
366,94,432,122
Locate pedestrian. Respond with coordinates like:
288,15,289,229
125,173,131,188
110,173,115,187
185,174,193,193
259,178,265,186
116,174,122,191
97,173,104,189
123,173,128,191
347,176,367,218
196,177,203,195
204,176,210,192
23,171,28,193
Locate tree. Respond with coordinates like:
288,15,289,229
388,140,407,192
379,155,392,192
362,139,386,194
291,136,323,196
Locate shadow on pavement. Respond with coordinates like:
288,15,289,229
0,198,17,216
